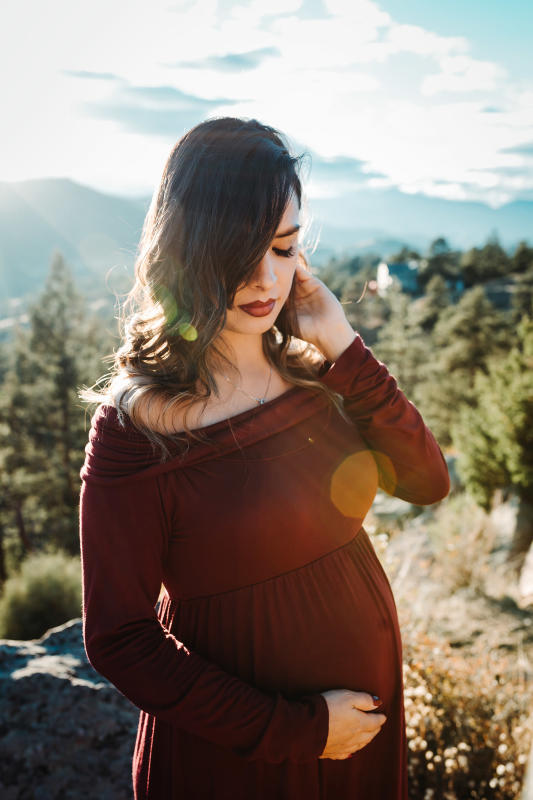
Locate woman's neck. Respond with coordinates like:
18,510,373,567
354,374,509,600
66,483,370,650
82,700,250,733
214,330,269,379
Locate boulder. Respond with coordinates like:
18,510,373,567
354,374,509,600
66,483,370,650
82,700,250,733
0,619,138,799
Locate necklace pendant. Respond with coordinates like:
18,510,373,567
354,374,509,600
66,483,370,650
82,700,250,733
258,398,265,405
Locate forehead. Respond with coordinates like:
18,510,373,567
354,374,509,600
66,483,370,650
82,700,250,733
276,193,300,231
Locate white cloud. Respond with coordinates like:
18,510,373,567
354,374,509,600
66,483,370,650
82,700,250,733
384,23,468,58
1,0,532,206
422,55,507,96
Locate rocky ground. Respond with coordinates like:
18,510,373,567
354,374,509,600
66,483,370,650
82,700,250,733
0,619,138,799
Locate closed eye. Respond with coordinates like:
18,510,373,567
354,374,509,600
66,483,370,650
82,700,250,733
273,246,296,258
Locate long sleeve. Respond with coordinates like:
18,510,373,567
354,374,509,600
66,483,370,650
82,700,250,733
79,473,329,763
318,332,450,505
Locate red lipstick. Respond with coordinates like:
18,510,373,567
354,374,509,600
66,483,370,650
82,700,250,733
239,298,277,317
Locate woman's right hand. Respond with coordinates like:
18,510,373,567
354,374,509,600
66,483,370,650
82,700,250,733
318,689,387,760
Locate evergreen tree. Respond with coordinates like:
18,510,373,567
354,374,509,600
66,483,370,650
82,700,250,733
388,245,421,264
460,233,511,287
511,240,533,274
511,268,533,325
450,316,533,511
372,285,431,399
411,274,451,334
0,251,114,567
414,286,512,448
418,238,461,290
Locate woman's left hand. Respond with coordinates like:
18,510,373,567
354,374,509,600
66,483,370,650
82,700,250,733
293,261,357,361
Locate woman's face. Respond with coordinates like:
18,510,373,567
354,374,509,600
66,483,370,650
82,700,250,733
223,192,301,335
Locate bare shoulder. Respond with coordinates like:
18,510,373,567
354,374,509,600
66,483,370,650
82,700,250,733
134,374,296,435
134,390,204,436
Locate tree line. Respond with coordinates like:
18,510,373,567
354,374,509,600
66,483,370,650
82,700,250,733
0,236,531,587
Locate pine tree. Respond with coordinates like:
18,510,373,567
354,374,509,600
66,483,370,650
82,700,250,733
0,250,114,566
414,286,512,447
411,274,451,334
450,316,533,512
372,285,431,399
418,238,461,290
511,268,533,324
511,241,533,274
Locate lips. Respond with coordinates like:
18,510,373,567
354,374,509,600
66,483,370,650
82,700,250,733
238,298,277,317
239,298,277,309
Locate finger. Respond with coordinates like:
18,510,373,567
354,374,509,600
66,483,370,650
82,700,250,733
294,262,313,279
356,709,387,732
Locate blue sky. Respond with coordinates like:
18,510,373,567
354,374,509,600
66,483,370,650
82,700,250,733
2,0,532,208
381,0,533,84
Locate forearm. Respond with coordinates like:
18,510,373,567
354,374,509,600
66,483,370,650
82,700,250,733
84,609,329,762
80,473,329,764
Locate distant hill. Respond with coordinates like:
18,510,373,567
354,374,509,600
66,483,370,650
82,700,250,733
0,177,531,317
0,178,148,311
310,187,533,255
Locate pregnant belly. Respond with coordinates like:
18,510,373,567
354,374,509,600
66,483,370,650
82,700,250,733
161,529,403,714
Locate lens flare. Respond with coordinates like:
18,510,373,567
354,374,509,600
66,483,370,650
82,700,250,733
178,322,198,341
152,284,197,341
153,284,179,326
329,449,397,518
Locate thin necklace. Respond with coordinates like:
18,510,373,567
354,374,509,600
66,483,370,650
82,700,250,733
221,363,273,405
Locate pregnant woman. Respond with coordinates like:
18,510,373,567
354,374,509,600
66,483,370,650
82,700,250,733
78,116,450,799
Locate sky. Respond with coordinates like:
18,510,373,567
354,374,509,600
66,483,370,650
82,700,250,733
2,0,533,208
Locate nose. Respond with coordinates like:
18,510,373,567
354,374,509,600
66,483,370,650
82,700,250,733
251,250,278,291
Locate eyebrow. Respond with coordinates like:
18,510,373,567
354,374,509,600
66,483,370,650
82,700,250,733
274,224,301,239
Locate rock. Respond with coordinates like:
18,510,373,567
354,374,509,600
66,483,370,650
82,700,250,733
0,619,138,799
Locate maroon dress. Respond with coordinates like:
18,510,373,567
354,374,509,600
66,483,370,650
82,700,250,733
79,333,449,799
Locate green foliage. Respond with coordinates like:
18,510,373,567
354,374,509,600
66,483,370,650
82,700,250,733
414,286,512,448
418,237,462,290
451,317,533,509
0,549,82,640
511,267,533,324
0,250,116,568
511,240,533,274
319,252,388,344
460,233,513,287
319,252,381,299
432,285,511,375
388,244,421,264
411,274,452,333
372,285,431,399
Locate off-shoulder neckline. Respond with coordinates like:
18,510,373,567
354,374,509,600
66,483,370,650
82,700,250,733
101,383,306,441
172,384,304,437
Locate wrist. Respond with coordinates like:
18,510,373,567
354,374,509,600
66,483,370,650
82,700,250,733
317,323,357,363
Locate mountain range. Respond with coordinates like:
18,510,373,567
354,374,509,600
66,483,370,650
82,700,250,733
1,177,531,319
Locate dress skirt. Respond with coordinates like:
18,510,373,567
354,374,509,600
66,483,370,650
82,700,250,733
132,526,408,799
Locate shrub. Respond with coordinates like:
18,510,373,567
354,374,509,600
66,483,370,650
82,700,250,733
402,624,532,799
0,549,82,640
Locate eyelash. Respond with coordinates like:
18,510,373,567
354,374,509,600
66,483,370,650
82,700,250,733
272,246,296,258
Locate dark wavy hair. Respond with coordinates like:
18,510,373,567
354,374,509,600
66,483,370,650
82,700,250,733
79,116,350,459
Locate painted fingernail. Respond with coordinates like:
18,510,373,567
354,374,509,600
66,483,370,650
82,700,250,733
372,695,382,706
